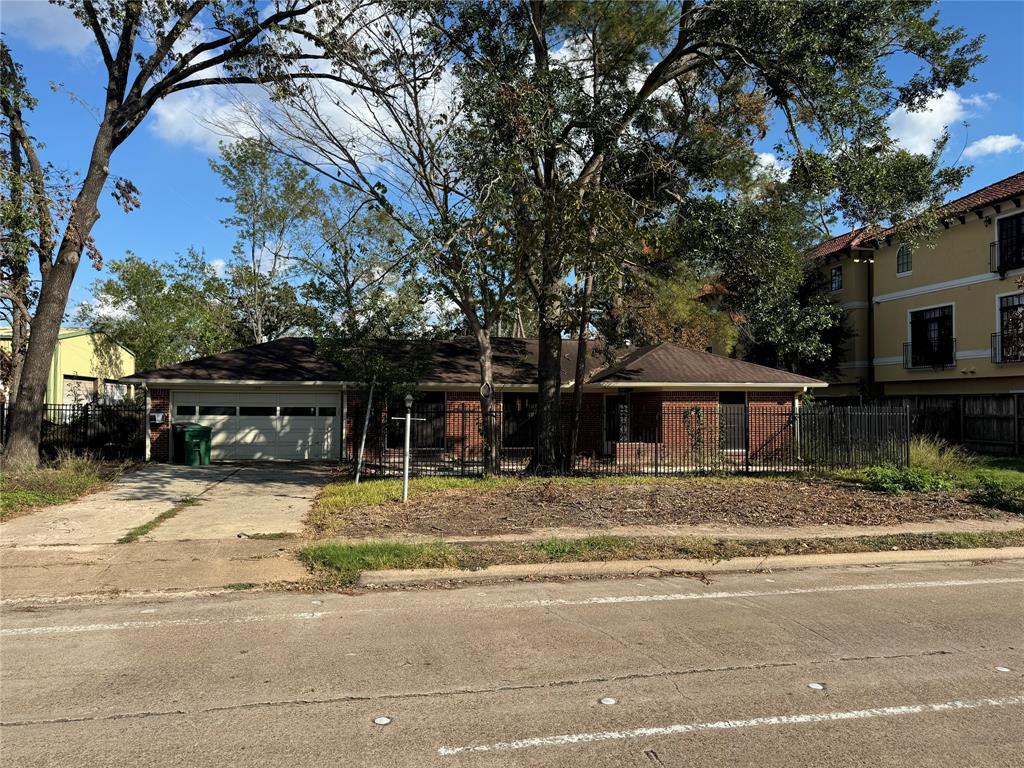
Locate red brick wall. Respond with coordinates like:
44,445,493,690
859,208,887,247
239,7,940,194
659,392,720,461
149,388,170,462
445,391,486,458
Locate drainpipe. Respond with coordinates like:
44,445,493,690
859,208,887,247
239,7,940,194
865,249,877,398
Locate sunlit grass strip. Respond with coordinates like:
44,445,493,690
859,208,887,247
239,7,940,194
298,530,1024,587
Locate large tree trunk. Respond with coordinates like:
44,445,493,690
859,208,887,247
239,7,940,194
3,134,111,466
4,258,79,465
567,271,594,471
531,289,563,474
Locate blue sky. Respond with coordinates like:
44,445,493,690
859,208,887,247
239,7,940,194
2,0,1023,316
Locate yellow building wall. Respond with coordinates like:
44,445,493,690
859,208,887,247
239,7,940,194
872,210,1023,394
1,331,135,405
816,250,872,391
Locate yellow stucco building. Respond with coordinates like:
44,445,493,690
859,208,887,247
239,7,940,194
814,171,1024,400
0,328,135,405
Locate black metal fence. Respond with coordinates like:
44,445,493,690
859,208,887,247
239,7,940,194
0,403,147,460
354,403,910,478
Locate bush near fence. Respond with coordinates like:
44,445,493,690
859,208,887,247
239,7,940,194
353,404,910,478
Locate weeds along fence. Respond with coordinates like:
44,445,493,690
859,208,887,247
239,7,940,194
354,403,910,478
0,403,146,460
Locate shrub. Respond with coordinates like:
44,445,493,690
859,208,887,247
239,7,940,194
969,474,1024,515
909,436,976,474
864,465,952,494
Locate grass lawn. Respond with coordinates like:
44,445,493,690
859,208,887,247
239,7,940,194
0,454,127,521
299,529,1024,587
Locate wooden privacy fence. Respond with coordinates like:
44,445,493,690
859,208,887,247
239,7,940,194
355,403,911,478
878,394,1022,455
0,403,147,460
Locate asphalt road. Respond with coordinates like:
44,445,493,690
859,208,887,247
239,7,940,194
2,561,1023,766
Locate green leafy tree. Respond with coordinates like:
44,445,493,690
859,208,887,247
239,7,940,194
446,0,981,471
1,0,359,466
210,139,321,345
77,250,237,371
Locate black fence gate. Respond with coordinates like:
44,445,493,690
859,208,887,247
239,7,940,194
0,403,147,460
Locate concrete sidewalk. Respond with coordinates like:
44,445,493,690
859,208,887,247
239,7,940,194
333,517,1024,545
0,539,306,602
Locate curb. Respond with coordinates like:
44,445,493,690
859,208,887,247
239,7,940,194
357,546,1024,587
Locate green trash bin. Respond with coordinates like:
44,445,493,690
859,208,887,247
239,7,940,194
173,423,212,466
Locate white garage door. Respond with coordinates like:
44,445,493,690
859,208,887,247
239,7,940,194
172,391,341,461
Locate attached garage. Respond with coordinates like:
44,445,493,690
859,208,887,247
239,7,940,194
171,390,341,461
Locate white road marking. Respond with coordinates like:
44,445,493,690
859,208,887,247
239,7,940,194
508,577,1024,608
438,694,1024,755
1,611,329,637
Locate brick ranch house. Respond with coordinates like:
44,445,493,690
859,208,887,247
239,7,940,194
124,336,826,468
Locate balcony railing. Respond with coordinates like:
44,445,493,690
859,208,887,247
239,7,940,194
992,332,1024,364
991,237,1024,275
903,339,957,370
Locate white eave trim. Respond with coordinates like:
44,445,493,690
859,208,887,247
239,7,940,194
592,381,827,390
123,378,352,386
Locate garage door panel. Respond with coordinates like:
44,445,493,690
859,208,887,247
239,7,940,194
174,391,340,461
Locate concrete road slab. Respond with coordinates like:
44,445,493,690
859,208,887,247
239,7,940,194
0,539,306,600
0,464,240,547
2,561,1023,766
148,463,331,541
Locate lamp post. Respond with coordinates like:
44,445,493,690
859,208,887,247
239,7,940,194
402,393,413,503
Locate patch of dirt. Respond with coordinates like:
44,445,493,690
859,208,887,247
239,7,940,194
327,477,1002,538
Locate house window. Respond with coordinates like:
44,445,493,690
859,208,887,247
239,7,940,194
198,405,236,416
998,294,1024,363
996,212,1024,273
501,393,536,448
176,405,196,416
386,392,445,449
830,265,843,291
239,406,276,416
63,375,96,405
908,305,954,368
896,244,912,274
318,406,337,416
280,406,315,417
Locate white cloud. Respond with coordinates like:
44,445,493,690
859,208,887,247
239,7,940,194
150,87,258,153
963,133,1024,160
756,152,790,180
0,0,93,55
209,258,227,277
886,89,969,155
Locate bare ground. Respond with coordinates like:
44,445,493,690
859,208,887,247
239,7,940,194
319,477,1003,538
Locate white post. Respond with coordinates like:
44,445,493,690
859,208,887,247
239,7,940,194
402,393,413,503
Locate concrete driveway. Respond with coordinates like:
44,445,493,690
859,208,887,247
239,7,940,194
0,463,332,547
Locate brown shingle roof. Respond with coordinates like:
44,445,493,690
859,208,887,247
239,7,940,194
812,171,1024,258
127,337,823,388
589,343,823,386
